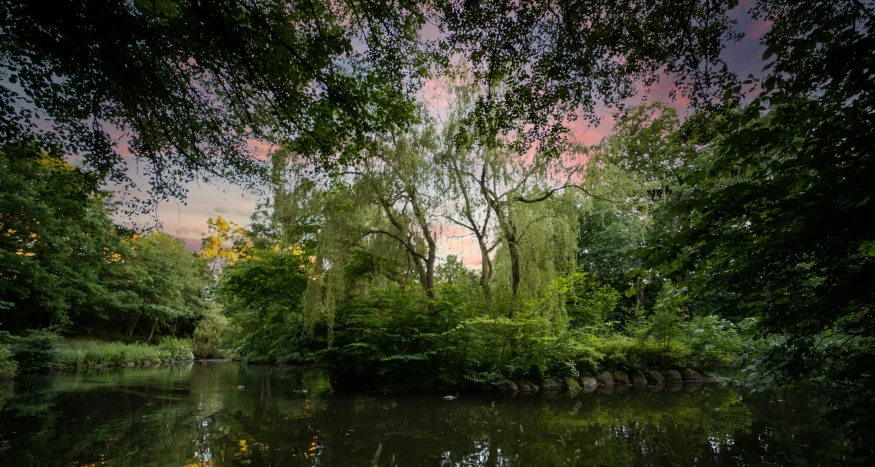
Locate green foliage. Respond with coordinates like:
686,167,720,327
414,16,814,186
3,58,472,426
55,339,193,367
0,0,425,202
7,330,60,371
561,268,622,327
124,231,210,340
156,337,195,361
639,0,875,441
327,285,443,383
217,247,313,362
1,142,212,342
0,143,127,331
641,281,688,351
0,347,17,379
192,305,227,359
685,316,742,368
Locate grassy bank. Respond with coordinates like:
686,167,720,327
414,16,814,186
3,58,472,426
1,332,201,373
56,338,195,368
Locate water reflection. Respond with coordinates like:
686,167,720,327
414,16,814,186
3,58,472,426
0,363,869,466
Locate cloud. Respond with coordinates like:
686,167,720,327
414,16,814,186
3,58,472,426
214,205,253,217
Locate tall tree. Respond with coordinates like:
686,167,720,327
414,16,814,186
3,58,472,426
0,142,128,331
643,0,875,441
200,216,250,278
125,231,209,340
0,0,427,202
358,125,443,300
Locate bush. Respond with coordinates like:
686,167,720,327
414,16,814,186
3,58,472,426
192,307,226,359
157,337,194,361
685,315,741,368
0,348,18,379
9,330,60,371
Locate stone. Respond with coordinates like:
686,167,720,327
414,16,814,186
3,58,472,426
563,377,581,393
665,382,683,392
630,370,648,387
684,380,703,392
595,371,615,387
579,376,598,390
663,370,683,383
540,378,562,391
516,379,539,393
682,369,703,382
612,371,630,385
645,370,664,386
703,376,730,384
494,380,519,392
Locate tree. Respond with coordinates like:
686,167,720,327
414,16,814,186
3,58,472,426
643,0,875,441
0,141,130,331
200,216,250,278
437,94,586,310
125,232,210,340
0,0,427,202
357,126,443,300
217,247,311,360
438,0,742,157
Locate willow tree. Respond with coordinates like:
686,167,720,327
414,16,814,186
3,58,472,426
356,124,443,300
438,93,499,303
267,151,362,335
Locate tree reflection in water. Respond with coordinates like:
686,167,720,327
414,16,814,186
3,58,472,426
0,363,869,466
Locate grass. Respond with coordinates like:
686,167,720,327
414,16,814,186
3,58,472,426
56,337,194,368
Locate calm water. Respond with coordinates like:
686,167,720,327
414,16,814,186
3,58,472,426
0,362,869,466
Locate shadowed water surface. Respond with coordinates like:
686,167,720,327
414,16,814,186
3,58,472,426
0,362,869,466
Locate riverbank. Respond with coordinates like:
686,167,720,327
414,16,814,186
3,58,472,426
333,368,732,395
0,335,232,376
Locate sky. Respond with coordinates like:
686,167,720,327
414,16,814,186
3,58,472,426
117,0,770,260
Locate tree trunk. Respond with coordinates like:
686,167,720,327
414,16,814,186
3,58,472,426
477,238,494,309
147,319,158,342
126,314,140,339
508,239,522,318
424,242,436,300
87,315,98,336
635,258,645,305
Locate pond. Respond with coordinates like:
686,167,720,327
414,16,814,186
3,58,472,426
0,362,868,466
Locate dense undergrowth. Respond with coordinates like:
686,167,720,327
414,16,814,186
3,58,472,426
221,267,742,387
0,331,208,374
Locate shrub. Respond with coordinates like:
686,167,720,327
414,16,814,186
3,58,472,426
9,330,60,371
157,337,194,361
685,315,741,368
0,348,18,379
193,307,226,359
